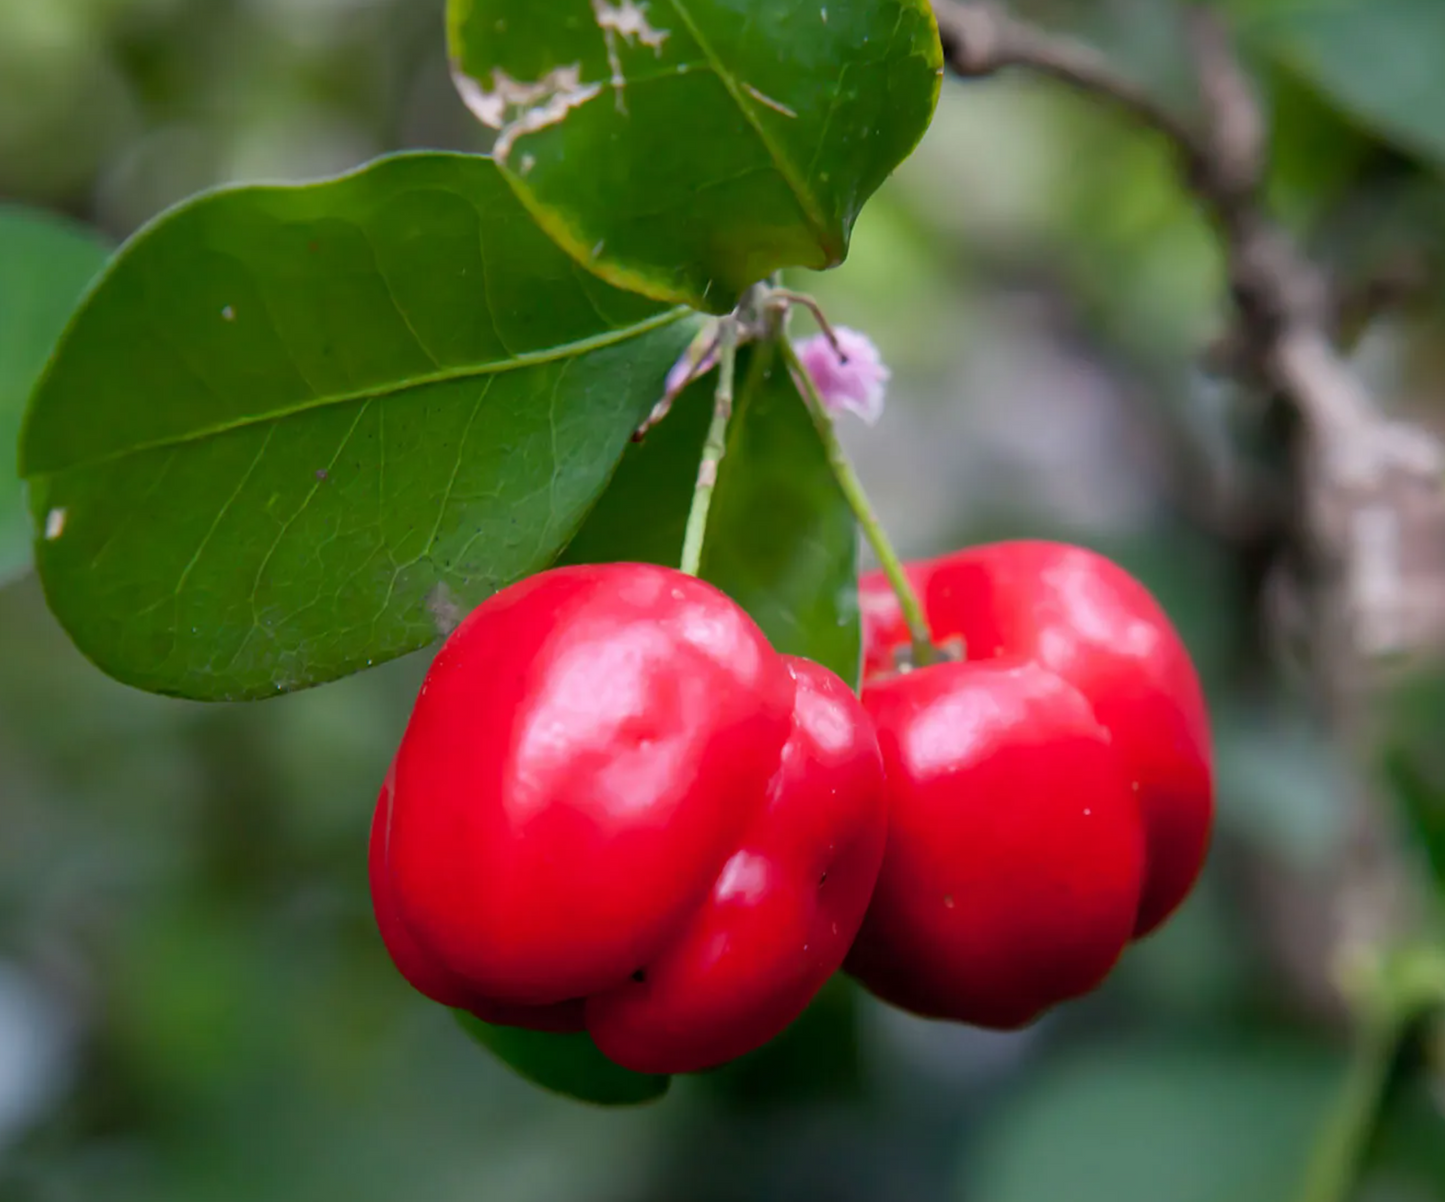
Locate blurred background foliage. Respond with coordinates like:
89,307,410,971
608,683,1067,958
2,0,1445,1198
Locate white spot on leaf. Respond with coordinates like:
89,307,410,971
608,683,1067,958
426,583,466,637
592,0,669,111
221,305,235,321
451,63,603,164
44,509,66,540
592,0,669,50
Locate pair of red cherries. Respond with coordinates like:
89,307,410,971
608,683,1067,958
369,541,1213,1076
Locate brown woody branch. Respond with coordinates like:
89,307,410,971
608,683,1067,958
932,0,1443,662
932,0,1445,1004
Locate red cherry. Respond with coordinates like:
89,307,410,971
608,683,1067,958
368,771,584,1032
373,563,886,1074
387,564,794,1008
369,767,474,1010
860,541,1213,937
846,659,1145,1028
587,656,887,1073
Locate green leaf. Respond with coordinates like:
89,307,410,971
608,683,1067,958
704,975,865,1110
702,345,861,683
959,1041,1341,1202
447,0,944,313
454,1012,670,1106
20,152,698,701
556,359,716,572
0,205,110,585
561,340,861,684
1243,0,1445,172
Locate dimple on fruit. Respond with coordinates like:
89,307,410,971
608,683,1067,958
848,540,1213,1028
369,562,887,1075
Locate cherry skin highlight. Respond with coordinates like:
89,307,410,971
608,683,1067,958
371,562,888,1074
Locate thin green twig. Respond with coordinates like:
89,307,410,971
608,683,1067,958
778,336,935,667
1293,945,1445,1202
679,321,739,578
1293,1013,1399,1202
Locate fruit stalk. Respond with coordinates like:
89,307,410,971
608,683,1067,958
779,336,935,667
679,321,739,578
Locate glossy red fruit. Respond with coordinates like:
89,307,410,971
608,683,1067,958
860,541,1213,938
371,562,887,1075
369,772,585,1033
846,659,1145,1028
589,656,886,1072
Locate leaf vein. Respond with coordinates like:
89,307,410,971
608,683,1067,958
31,307,690,476
665,0,831,250
145,423,278,617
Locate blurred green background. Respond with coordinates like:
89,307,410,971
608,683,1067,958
3,0,1445,1199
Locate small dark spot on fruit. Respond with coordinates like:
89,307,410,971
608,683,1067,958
818,871,828,886
631,968,647,983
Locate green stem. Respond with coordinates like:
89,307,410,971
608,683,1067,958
778,337,936,667
679,322,739,578
1293,1012,1401,1202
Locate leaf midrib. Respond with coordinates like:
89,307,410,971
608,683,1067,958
666,0,834,256
24,306,693,478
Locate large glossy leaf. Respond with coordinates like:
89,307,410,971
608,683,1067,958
20,152,697,701
447,0,944,314
1243,0,1445,172
562,340,861,683
454,1013,670,1107
0,205,110,585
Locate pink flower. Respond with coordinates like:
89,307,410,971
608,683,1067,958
794,326,889,426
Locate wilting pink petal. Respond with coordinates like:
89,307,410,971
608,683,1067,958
794,327,889,425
